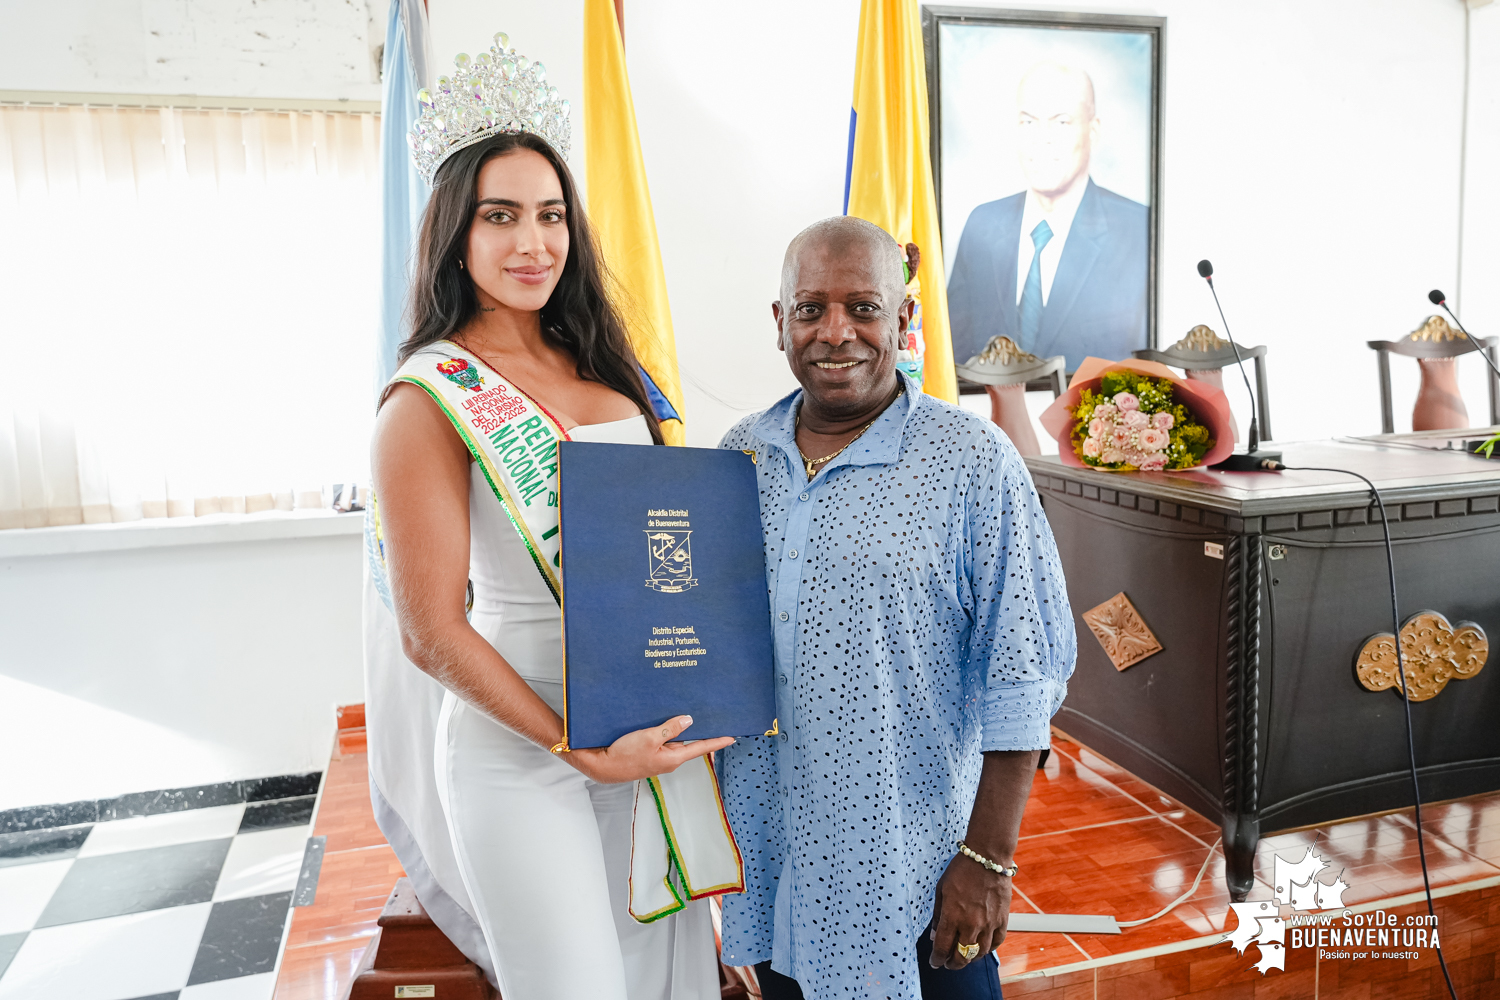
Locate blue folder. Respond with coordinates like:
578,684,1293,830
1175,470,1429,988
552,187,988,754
559,441,776,749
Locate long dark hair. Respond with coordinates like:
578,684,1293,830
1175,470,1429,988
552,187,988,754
401,132,664,444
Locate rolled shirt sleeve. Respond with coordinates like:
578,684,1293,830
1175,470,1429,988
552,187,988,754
966,445,1077,752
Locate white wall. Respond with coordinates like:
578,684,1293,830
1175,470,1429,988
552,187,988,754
0,526,364,811
0,0,389,101
435,0,1499,446
1462,2,1500,372
2,0,1495,812
4,0,1493,441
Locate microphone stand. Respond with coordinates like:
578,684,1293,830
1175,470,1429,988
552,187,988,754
1433,297,1500,458
1434,300,1500,380
1201,275,1283,472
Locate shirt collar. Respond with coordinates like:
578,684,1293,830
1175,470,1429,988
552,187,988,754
1019,176,1090,246
750,371,923,482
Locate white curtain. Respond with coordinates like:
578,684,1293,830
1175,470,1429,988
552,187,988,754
0,105,382,530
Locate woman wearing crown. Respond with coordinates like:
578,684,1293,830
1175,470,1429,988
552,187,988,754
366,36,728,1000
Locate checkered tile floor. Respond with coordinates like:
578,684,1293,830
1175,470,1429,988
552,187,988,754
0,795,317,1000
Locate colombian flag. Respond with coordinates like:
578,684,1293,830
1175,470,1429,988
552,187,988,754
583,0,687,444
844,0,958,403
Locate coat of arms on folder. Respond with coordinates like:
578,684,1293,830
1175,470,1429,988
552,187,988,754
645,530,696,592
558,442,776,749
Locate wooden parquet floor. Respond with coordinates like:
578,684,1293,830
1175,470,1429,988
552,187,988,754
273,747,403,1000
272,723,1500,998
1004,735,1500,998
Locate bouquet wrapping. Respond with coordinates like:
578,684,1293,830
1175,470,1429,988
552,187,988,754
1039,358,1235,472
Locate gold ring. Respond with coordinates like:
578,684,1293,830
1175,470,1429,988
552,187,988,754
957,942,981,961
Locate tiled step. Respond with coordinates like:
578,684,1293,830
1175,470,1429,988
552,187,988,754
334,704,367,759
335,727,367,757
345,879,496,999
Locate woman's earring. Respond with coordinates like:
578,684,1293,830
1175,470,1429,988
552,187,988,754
458,259,466,270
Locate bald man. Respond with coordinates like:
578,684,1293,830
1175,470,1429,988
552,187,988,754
947,62,1148,372
716,217,1076,999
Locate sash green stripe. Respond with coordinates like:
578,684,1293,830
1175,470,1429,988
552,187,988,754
636,776,688,922
394,374,562,605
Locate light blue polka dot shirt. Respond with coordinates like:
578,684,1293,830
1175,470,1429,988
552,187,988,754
716,372,1076,998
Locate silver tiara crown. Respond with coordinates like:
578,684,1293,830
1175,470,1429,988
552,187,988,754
407,32,572,184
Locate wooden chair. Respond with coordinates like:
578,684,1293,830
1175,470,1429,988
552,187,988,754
1134,326,1272,442
955,337,1065,457
1367,316,1500,434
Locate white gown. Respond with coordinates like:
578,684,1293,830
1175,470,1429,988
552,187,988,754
366,414,717,1000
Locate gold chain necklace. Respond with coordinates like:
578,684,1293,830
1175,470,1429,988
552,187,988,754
794,388,899,480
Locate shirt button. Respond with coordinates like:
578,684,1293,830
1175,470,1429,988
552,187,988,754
778,611,789,622
779,674,788,685
779,733,789,743
799,492,810,502
787,549,799,559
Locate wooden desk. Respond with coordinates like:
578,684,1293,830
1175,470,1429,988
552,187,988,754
1025,436,1500,900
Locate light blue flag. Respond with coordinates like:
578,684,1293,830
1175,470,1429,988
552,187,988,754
376,0,430,393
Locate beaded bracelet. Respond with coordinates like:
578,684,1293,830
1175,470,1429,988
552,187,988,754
958,842,1019,878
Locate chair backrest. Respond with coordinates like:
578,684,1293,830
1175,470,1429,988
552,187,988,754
955,336,1066,457
1366,316,1500,433
1134,326,1274,440
955,336,1066,395
1135,325,1266,370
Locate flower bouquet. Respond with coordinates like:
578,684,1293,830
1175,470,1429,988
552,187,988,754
1039,358,1235,472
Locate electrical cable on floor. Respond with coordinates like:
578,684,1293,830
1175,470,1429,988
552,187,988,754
1274,464,1460,1000
1115,837,1223,928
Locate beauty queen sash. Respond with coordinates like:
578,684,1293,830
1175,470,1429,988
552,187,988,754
387,341,744,923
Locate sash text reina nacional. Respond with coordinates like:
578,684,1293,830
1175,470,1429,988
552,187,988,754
462,386,558,506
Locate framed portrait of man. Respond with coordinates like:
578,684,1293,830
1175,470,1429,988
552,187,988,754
923,7,1164,377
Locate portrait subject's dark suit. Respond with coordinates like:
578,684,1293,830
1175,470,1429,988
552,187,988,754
946,178,1148,373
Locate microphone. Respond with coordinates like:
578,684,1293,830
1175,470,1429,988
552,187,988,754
1428,290,1500,382
1196,260,1282,471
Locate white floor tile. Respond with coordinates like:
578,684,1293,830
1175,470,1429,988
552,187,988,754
0,902,210,1000
0,859,73,935
78,804,246,858
179,971,278,1000
212,826,309,902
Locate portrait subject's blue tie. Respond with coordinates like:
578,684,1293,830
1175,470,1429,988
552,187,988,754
1017,219,1054,352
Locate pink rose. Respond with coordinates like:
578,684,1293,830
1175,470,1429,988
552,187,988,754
1114,392,1139,411
1082,436,1101,457
1088,417,1107,439
1153,411,1175,431
1124,449,1147,467
1139,453,1168,472
1123,409,1149,429
1111,426,1132,449
1138,427,1169,451
1094,403,1118,420
1101,448,1127,465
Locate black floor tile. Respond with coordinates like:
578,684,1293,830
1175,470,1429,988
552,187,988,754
101,782,243,822
35,838,232,927
0,799,98,835
186,891,294,985
244,772,321,802
0,825,92,868
238,795,316,833
124,994,180,1000
0,932,25,978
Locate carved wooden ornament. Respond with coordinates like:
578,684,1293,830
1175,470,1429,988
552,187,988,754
1082,592,1163,671
1356,611,1488,701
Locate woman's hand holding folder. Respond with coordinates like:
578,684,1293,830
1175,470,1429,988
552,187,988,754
566,715,735,784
